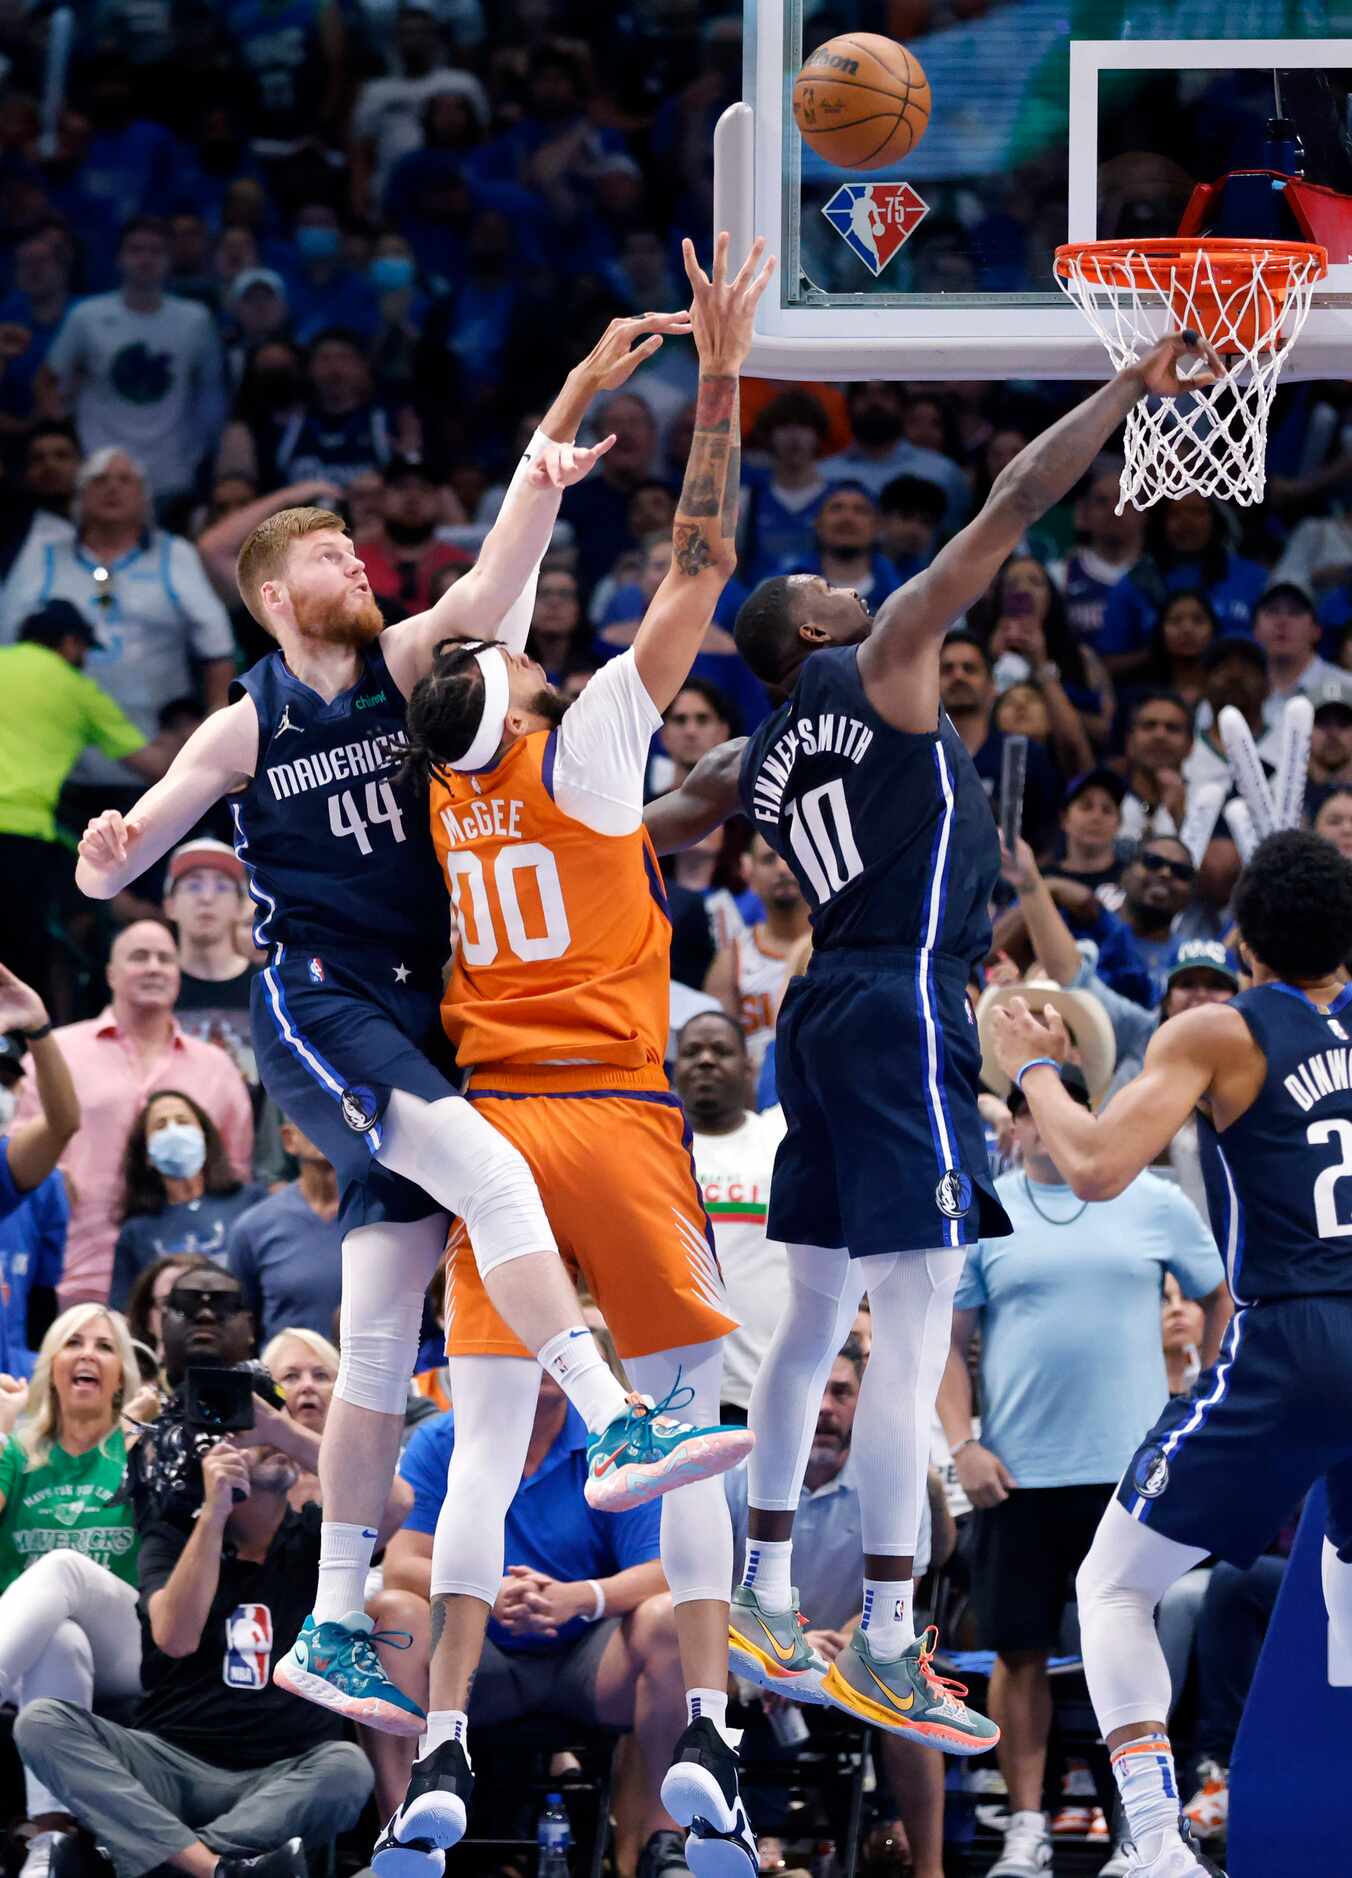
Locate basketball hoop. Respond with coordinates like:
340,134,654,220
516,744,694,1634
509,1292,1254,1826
1053,237,1327,511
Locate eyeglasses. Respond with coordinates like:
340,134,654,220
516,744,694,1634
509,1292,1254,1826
174,874,240,898
1139,852,1195,884
165,1288,245,1321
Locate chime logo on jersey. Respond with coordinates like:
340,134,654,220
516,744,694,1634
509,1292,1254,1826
224,1603,273,1688
822,182,929,278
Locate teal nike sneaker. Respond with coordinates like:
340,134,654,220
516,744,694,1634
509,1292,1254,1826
821,1626,1001,1755
584,1379,753,1512
728,1585,829,1703
273,1611,425,1736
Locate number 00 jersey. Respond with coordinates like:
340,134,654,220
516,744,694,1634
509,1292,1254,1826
738,644,1000,964
1200,981,1352,1303
230,642,447,968
429,651,671,1070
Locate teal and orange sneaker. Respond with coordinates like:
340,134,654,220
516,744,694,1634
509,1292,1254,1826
585,1379,753,1513
273,1611,425,1736
820,1626,1001,1755
728,1584,829,1703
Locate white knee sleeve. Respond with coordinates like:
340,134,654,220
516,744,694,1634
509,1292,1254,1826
430,1356,539,1604
1076,1500,1208,1734
377,1090,556,1274
852,1247,963,1557
747,1246,867,1513
1322,1538,1352,1661
628,1342,733,1607
336,1214,449,1415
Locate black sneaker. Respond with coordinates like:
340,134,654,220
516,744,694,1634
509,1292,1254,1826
372,1740,474,1878
659,1720,755,1878
638,1828,691,1878
215,1840,306,1878
48,1837,114,1878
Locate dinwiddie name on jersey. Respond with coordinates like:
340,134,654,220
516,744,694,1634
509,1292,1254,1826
1285,1038,1352,1113
751,713,874,826
265,729,408,801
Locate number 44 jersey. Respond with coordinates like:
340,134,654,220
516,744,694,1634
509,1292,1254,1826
739,644,999,963
429,650,673,1071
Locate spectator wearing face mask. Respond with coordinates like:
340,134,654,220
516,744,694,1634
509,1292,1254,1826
110,1092,265,1310
822,381,969,530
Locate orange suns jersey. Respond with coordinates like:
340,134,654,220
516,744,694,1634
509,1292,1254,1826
429,651,671,1071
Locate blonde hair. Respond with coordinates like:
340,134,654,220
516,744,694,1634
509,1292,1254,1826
262,1327,341,1377
20,1304,140,1469
236,506,345,627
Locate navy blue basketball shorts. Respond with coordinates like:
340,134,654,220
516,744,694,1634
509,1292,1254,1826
767,947,1012,1256
252,940,460,1231
1117,1294,1352,1568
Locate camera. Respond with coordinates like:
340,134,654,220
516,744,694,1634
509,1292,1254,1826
125,1362,286,1529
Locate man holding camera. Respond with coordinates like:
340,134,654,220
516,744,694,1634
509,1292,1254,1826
14,1269,406,1878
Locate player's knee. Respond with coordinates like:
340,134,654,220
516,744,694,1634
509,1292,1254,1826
335,1318,420,1414
459,1134,554,1276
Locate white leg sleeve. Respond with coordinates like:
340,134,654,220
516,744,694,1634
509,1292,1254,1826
1321,1537,1352,1660
377,1089,556,1273
627,1341,733,1608
851,1247,964,1557
746,1245,867,1513
0,1552,141,1705
430,1355,540,1604
1076,1500,1209,1735
337,1213,450,1415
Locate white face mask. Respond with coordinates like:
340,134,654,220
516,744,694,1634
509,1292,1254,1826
146,1121,207,1180
0,1087,16,1129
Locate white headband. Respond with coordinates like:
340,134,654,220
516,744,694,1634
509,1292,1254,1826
451,646,510,771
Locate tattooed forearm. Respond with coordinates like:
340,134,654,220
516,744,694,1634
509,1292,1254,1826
680,434,732,516
720,445,741,538
694,374,737,433
674,523,714,576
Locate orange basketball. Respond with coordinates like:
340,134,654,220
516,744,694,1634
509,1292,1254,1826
793,33,931,171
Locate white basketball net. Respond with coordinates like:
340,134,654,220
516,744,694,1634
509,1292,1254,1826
1055,241,1325,512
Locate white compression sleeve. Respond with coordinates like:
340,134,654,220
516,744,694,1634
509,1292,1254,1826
851,1247,964,1556
1076,1500,1209,1734
746,1245,867,1513
336,1212,449,1415
627,1340,734,1607
491,429,554,655
430,1355,540,1603
376,1089,556,1273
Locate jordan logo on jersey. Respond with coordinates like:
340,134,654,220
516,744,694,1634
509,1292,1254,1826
276,706,300,736
223,1603,273,1688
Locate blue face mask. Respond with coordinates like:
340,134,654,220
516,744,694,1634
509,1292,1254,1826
369,255,414,293
296,224,340,263
147,1121,207,1180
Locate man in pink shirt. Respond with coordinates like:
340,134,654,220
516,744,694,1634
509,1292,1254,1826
15,918,253,1304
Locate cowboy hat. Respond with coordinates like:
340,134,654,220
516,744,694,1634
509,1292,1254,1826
976,974,1117,1105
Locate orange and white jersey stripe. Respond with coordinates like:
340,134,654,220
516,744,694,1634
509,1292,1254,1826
734,926,795,1066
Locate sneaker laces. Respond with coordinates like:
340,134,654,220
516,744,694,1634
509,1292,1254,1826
622,1369,696,1458
916,1627,971,1717
343,1626,413,1679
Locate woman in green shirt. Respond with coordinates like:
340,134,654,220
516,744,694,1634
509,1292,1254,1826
0,1303,146,1878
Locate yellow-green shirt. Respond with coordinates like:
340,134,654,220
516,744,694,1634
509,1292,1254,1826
0,642,146,840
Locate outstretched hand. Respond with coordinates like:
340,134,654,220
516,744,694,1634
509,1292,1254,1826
575,310,693,393
528,435,617,490
681,230,776,375
0,964,47,1034
1137,329,1225,397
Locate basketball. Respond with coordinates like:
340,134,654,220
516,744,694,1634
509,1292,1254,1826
792,33,931,171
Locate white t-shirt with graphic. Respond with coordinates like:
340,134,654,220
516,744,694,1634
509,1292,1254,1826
691,1107,789,1410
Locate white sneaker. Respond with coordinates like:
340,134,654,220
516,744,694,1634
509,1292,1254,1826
1124,1829,1223,1876
18,1832,60,1878
988,1810,1053,1877
1097,1841,1132,1877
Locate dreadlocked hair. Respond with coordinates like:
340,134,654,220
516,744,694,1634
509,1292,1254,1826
397,637,490,792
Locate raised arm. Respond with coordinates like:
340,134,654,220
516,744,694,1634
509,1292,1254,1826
0,970,79,1194
75,698,259,901
381,311,692,694
857,334,1218,731
642,736,746,854
631,233,775,712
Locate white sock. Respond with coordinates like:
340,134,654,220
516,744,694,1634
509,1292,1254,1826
1111,1733,1182,1850
687,1687,730,1743
858,1577,914,1660
314,1521,379,1624
536,1327,630,1434
741,1536,793,1612
1006,1810,1047,1837
420,1709,470,1765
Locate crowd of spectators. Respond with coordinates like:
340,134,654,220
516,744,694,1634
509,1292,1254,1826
0,3,1348,1876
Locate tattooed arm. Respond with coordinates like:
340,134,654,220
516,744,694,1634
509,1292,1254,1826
632,232,775,712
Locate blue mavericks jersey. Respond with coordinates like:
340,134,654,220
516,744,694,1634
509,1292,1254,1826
739,645,1000,963
230,642,447,967
1200,981,1352,1303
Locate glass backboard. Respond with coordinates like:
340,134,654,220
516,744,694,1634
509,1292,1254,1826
717,1,1352,379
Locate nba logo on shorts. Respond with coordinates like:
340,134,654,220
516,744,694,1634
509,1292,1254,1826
223,1603,273,1688
822,182,929,278
308,957,325,985
935,1169,973,1220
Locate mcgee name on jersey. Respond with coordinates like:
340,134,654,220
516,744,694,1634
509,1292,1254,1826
750,713,874,827
438,797,525,846
265,729,409,801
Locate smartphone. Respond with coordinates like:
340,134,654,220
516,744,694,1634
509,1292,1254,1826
999,734,1028,856
185,1366,257,1435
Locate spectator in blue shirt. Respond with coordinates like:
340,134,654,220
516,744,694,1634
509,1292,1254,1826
0,223,78,428
876,474,946,585
790,482,904,613
227,1121,343,1346
738,391,831,584
1099,493,1268,673
372,1373,687,1878
0,1035,65,1377
281,204,381,346
0,972,80,1243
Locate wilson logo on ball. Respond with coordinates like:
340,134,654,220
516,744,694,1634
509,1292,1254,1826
822,182,929,278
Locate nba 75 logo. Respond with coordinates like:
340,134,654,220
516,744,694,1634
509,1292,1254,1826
223,1603,274,1689
823,182,929,278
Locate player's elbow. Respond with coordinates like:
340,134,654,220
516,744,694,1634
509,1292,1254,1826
1067,1160,1127,1204
74,859,117,901
989,459,1048,527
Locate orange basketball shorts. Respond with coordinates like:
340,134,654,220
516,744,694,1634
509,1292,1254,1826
444,1063,737,1361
